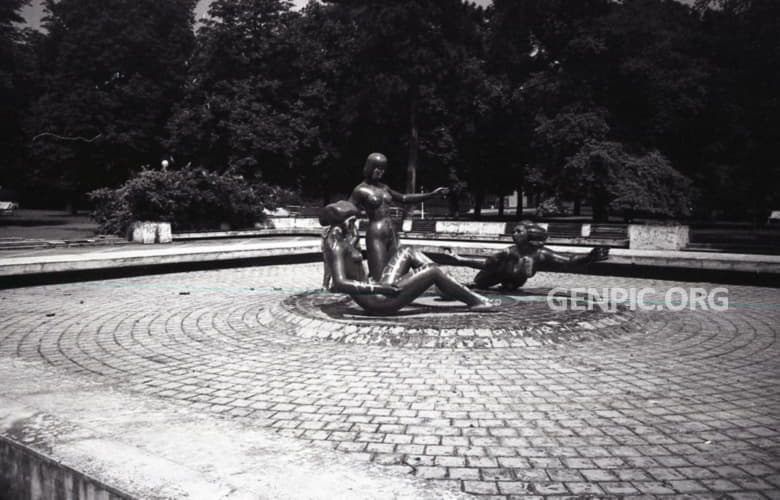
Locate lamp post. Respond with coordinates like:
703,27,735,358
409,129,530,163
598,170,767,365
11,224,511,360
420,186,425,220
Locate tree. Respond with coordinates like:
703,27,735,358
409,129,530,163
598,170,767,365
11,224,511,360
532,107,610,209
492,0,616,216
282,1,372,202
452,0,540,218
25,0,196,208
564,141,692,221
0,0,31,193
167,0,303,186
503,0,700,221
695,0,780,221
317,0,487,196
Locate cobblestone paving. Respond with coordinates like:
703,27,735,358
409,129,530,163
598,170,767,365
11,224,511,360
1,262,779,499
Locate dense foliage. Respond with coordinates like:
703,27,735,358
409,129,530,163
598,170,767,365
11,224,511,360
1,0,777,223
22,0,197,208
89,167,298,234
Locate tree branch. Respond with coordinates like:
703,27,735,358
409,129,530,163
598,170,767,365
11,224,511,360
32,132,102,143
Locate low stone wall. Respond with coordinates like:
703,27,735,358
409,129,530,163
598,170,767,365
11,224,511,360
628,224,690,250
434,220,507,236
169,218,694,252
262,217,321,230
0,437,131,500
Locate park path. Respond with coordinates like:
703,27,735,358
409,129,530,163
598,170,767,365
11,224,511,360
1,263,779,498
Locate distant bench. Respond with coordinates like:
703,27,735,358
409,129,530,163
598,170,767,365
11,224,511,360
353,219,630,248
0,202,18,216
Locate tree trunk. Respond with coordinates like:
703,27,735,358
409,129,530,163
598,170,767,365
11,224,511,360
406,92,418,196
498,194,505,217
515,183,523,218
473,189,484,220
66,193,79,215
573,198,581,216
592,200,609,222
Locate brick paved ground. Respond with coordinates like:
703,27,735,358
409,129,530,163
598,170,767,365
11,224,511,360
1,262,779,499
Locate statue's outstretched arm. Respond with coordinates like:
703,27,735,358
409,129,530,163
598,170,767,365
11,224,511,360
448,252,488,269
538,246,609,266
388,186,449,204
442,248,504,270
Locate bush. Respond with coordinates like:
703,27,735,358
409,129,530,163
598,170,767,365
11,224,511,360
89,168,298,235
535,197,570,217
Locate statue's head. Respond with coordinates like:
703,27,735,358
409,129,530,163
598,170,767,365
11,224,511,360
319,200,360,228
363,152,387,181
513,220,548,246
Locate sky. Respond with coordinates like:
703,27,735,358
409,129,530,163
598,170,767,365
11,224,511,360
22,0,494,30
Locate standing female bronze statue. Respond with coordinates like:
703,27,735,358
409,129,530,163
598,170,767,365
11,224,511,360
320,200,498,315
349,153,449,282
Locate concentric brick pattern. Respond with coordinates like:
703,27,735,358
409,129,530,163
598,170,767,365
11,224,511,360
262,290,639,348
1,263,779,498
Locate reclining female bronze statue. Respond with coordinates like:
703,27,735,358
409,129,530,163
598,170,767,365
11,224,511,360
320,200,498,314
445,221,610,290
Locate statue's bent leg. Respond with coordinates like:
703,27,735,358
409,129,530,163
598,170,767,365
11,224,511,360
380,247,415,284
322,257,332,289
500,275,527,291
396,265,495,310
408,248,434,267
356,265,437,314
473,269,502,290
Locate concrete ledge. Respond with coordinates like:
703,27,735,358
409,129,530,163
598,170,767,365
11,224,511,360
0,236,778,284
402,239,780,277
0,239,322,277
174,228,323,240
173,227,629,248
0,361,469,500
401,232,628,248
0,437,131,500
264,217,321,230
171,217,635,248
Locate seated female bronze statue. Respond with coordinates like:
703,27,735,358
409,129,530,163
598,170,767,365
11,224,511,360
349,153,449,282
320,200,498,314
445,221,609,290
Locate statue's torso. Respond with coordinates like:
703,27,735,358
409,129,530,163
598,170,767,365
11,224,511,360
353,183,393,220
500,247,539,278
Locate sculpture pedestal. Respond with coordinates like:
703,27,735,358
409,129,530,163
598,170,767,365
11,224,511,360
260,289,640,348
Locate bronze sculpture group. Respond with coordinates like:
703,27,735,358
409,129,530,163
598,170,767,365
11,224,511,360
320,199,498,314
320,153,609,315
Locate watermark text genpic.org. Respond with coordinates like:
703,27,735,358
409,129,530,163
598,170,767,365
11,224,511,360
547,287,729,312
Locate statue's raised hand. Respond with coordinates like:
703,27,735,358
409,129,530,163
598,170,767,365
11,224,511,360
440,247,461,265
432,187,449,197
588,246,610,262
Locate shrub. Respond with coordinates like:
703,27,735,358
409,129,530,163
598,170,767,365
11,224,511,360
563,141,692,221
89,167,297,235
535,197,570,217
